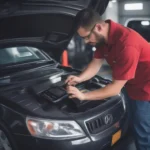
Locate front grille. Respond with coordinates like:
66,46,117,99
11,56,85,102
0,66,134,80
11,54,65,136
86,102,124,134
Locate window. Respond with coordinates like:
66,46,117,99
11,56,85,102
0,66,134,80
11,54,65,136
127,20,150,42
0,46,48,65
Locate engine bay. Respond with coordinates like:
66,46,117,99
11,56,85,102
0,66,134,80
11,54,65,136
28,73,108,113
1,66,112,114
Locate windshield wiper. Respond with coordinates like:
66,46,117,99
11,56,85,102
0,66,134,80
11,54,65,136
0,60,56,77
0,60,55,70
32,60,55,65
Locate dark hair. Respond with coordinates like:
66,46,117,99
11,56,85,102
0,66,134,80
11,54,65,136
74,8,102,31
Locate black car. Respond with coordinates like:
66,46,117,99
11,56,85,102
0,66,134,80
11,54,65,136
0,0,128,150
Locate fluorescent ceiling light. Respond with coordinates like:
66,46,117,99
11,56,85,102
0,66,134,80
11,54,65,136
124,3,143,10
112,0,117,3
141,21,150,26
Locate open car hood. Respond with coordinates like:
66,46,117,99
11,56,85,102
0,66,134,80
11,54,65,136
0,0,109,59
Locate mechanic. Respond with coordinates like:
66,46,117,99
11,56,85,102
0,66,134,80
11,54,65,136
65,8,150,150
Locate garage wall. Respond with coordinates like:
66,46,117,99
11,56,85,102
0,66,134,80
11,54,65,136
118,0,150,25
102,1,119,22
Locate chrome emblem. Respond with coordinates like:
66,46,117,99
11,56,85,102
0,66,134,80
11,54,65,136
104,114,113,125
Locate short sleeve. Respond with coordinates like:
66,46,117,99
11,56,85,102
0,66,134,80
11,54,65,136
113,46,140,80
93,47,104,59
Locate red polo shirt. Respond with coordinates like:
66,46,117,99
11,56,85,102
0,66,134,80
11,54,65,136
94,20,150,100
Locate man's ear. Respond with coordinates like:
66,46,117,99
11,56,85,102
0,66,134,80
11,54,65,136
95,24,102,32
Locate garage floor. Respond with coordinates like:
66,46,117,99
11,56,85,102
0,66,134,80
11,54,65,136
98,64,137,150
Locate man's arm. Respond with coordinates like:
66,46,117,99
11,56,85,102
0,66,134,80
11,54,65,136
79,58,104,82
84,46,140,100
84,80,127,100
65,58,104,85
67,80,127,100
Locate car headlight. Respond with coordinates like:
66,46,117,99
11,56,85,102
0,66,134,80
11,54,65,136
26,117,85,140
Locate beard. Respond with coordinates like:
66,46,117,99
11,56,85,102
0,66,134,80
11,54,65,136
89,32,105,48
95,32,105,48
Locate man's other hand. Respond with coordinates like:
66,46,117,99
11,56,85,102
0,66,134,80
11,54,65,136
65,75,82,86
66,86,85,100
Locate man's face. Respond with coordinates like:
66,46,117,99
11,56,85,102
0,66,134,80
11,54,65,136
77,24,105,47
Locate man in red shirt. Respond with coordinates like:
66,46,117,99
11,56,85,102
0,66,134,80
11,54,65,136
65,9,150,150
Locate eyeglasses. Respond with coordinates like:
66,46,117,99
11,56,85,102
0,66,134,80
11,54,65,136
82,24,96,41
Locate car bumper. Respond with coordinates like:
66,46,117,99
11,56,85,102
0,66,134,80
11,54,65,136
13,113,129,150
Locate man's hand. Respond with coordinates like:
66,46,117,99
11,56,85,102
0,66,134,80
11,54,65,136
66,86,85,100
65,75,82,86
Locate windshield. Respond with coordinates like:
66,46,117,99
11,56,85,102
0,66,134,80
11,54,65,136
0,46,50,65
127,20,150,42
